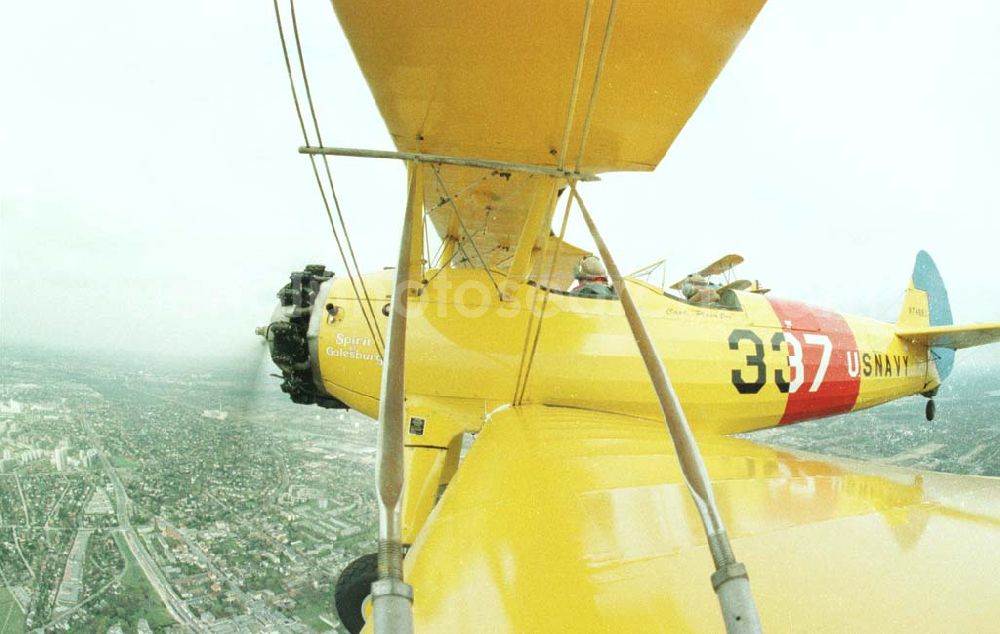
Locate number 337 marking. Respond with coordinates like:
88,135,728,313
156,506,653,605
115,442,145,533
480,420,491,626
728,329,832,395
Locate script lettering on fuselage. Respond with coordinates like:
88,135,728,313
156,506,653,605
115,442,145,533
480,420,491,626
325,333,382,364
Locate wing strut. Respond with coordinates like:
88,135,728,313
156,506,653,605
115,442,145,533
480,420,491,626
299,145,599,181
572,184,762,633
371,164,423,633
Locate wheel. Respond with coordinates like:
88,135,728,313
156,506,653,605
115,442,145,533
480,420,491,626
925,399,936,421
335,553,379,634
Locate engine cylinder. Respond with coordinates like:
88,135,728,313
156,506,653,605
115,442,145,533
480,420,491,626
261,265,347,409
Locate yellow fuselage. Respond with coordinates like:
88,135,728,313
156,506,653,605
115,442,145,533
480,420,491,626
317,268,933,436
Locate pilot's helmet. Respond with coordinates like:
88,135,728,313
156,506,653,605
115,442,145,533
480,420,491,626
574,255,606,280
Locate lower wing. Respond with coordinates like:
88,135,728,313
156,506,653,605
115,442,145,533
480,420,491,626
401,406,1000,632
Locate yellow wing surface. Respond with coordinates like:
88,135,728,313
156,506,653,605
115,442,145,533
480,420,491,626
896,322,1000,350
401,406,1000,632
330,1,766,284
330,1,765,171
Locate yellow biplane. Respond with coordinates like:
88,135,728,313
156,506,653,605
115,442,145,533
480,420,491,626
669,254,745,289
261,1,1000,632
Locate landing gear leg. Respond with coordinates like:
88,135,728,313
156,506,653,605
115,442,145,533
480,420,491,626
925,398,936,422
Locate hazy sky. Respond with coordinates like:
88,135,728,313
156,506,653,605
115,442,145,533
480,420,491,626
1,0,998,368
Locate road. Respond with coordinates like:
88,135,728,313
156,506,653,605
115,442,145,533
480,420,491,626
82,419,204,632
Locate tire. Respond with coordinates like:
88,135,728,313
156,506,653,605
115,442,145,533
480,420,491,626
335,553,379,634
925,399,936,421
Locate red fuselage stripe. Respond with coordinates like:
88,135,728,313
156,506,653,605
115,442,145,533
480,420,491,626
767,298,862,424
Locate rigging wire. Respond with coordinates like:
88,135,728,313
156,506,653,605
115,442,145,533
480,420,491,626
424,171,490,217
557,0,594,170
428,236,447,270
423,203,431,278
508,3,595,403
424,169,491,270
510,187,560,403
434,169,535,277
272,0,384,358
288,0,386,352
573,0,618,171
430,165,502,297
424,170,475,277
423,166,532,284
513,1,620,403
422,232,476,286
514,186,573,404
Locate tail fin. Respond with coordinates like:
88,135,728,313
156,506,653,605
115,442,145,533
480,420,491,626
897,251,954,380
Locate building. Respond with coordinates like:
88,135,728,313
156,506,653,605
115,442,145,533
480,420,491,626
53,447,68,472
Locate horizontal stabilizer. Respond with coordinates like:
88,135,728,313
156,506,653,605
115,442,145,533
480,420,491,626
896,322,1000,350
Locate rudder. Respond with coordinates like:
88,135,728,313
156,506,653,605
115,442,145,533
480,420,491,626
901,251,954,380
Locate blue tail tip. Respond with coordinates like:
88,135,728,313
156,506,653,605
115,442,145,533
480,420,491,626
912,250,954,381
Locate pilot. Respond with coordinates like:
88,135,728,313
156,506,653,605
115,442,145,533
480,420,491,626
680,274,720,305
569,255,615,298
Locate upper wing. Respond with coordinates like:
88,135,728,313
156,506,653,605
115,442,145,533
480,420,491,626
896,322,1000,350
331,2,766,283
402,406,1000,632
700,253,745,277
333,0,763,284
331,1,766,173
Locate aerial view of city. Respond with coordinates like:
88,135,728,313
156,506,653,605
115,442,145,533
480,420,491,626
0,347,379,633
1,344,996,633
4,0,1000,631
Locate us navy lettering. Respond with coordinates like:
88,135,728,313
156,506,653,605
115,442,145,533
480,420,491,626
861,352,909,377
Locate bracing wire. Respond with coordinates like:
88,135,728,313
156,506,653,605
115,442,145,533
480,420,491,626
272,0,384,358
288,0,385,352
514,186,574,404
423,170,491,272
424,172,490,217
511,2,620,403
509,186,562,394
423,226,486,286
510,189,558,403
573,0,618,171
427,177,475,272
428,236,447,270
430,165,502,297
423,206,431,278
557,0,594,170
513,1,621,402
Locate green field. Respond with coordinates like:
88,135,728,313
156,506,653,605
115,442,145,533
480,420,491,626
0,587,26,634
79,532,175,632
109,455,135,469
289,584,337,632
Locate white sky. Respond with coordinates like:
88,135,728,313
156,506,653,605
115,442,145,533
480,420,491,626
1,0,998,368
